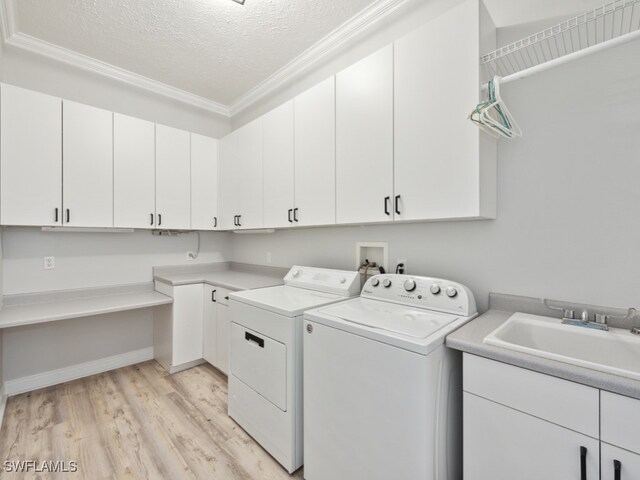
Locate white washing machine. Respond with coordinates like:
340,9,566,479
303,274,477,480
227,266,361,473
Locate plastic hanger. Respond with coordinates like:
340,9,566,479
469,76,522,139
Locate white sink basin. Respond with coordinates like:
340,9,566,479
484,312,640,381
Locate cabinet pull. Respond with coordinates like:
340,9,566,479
394,195,401,215
245,331,264,348
55,208,59,223
224,296,229,300
233,215,238,226
211,289,217,302
214,217,217,228
580,446,587,480
293,208,298,222
66,209,70,223
238,215,242,227
158,214,162,226
288,209,293,223
150,213,154,226
384,196,390,215
614,460,621,480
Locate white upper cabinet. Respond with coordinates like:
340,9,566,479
394,0,496,221
156,124,191,230
113,113,156,229
1,84,62,227
235,119,263,230
336,45,394,225
294,77,336,227
218,130,239,230
263,101,295,228
62,100,114,227
191,133,219,230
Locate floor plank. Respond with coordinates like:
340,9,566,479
0,361,303,480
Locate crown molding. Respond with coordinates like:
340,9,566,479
0,0,229,116
0,0,413,119
6,33,230,115
228,0,412,116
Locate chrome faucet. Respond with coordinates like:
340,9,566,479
560,309,609,331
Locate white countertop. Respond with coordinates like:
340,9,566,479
0,285,172,329
153,263,287,291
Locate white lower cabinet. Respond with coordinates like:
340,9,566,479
464,353,640,480
601,391,640,480
464,392,599,480
216,301,230,375
601,444,640,480
154,282,204,373
203,285,231,374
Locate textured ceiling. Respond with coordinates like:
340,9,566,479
15,0,378,105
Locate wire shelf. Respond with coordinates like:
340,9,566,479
482,0,640,78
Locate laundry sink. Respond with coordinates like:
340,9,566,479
484,312,640,381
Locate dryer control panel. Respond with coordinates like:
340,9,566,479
361,274,477,316
284,266,361,297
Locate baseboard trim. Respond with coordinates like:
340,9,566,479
4,347,154,396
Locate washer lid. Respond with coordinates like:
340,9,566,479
318,298,458,339
229,285,350,317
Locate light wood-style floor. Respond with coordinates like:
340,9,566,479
0,361,303,479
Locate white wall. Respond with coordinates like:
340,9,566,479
231,34,640,313
3,228,231,294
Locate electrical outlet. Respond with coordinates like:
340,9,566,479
44,256,55,270
266,252,272,264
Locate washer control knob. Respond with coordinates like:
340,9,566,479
371,278,380,287
446,286,458,298
339,278,346,284
430,284,441,294
403,279,417,292
292,269,302,278
382,278,392,288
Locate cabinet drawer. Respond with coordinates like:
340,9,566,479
463,354,599,437
602,391,640,454
214,287,232,306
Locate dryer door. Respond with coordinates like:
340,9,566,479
231,322,287,411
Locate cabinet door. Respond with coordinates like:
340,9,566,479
172,284,204,366
1,84,62,226
191,133,219,230
263,101,294,228
113,113,156,229
156,124,191,230
336,45,393,224
216,302,230,375
394,0,495,220
218,130,238,230
464,392,599,480
203,284,218,365
62,100,113,227
294,77,336,227
602,443,640,480
235,119,263,230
